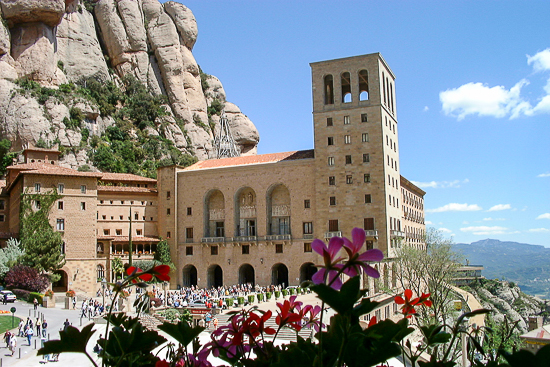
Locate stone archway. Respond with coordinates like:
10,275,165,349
182,265,198,287
207,265,223,288
52,269,68,292
271,263,288,287
239,264,255,286
300,262,317,283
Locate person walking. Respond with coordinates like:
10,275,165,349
18,319,24,337
4,329,11,348
63,318,70,331
36,318,41,336
25,325,33,346
33,297,38,310
42,319,48,338
9,334,16,356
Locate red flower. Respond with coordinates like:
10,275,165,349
155,360,170,367
126,266,153,282
394,289,432,318
275,296,304,331
152,265,171,281
368,316,377,328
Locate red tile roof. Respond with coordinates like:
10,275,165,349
7,163,103,178
184,150,314,171
96,236,160,242
97,186,157,193
100,172,157,183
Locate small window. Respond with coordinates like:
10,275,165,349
186,227,193,239
0,200,4,210
329,176,335,185
102,215,106,220
365,194,372,203
275,244,283,254
329,219,339,232
327,117,333,126
363,153,370,163
242,245,250,254
103,229,110,235
116,229,122,235
121,201,125,204
167,208,171,215
364,217,375,231
366,241,374,250
345,155,352,164
187,207,192,215
110,201,113,204
344,135,351,144
134,213,138,220
100,200,104,204
166,191,171,199
56,218,65,231
186,246,193,256
0,214,4,222
35,183,41,193
328,137,334,146
344,116,350,125
362,133,369,142
35,200,41,210
329,196,336,206
167,231,171,238
304,200,311,209
136,229,142,236
58,184,64,193
211,245,219,255
346,175,353,184
303,222,313,234
58,201,64,210
80,202,86,210
361,113,368,122
119,215,123,220
81,185,87,194
304,242,312,252
364,174,371,183
328,157,335,166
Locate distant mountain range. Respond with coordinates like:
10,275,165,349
453,239,550,299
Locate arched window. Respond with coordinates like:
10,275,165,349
341,72,351,103
97,264,105,281
324,75,334,105
359,69,369,101
382,72,387,105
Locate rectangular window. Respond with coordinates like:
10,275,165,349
80,202,86,210
362,133,369,142
329,196,336,206
216,222,225,237
329,220,339,232
275,244,283,253
35,183,41,193
344,115,350,125
81,185,86,194
242,245,250,254
303,222,313,234
134,213,138,220
326,117,333,126
167,231,171,238
365,194,372,203
345,155,352,164
121,201,125,204
327,137,334,146
346,175,353,184
187,207,192,215
186,246,193,256
361,113,368,122
363,153,370,163
304,199,311,209
364,174,371,183
136,229,142,236
58,201,64,210
211,245,218,255
366,241,374,250
102,215,106,220
0,200,4,210
364,218,375,231
304,242,312,252
56,219,65,231
344,135,351,144
166,191,171,199
119,215,123,220
328,176,335,185
0,214,4,222
116,229,122,235
103,229,110,235
58,184,64,193
328,157,335,166
35,200,41,210
167,208,171,215
186,227,193,239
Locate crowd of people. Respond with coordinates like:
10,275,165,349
3,317,49,357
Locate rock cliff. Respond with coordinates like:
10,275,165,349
0,0,259,170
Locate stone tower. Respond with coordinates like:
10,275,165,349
310,53,402,257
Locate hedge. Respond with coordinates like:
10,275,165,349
28,292,43,305
225,298,234,308
237,297,245,305
12,289,30,300
282,289,288,297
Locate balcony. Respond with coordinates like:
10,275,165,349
364,230,378,238
265,234,291,241
271,205,290,217
303,234,314,239
234,236,257,242
390,230,405,238
240,206,256,218
201,237,225,243
325,231,342,238
209,209,225,220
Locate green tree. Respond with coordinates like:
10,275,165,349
0,139,17,176
111,257,124,281
0,238,24,278
395,227,463,324
154,239,175,271
19,189,65,273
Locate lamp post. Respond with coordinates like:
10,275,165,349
101,278,106,312
163,281,168,307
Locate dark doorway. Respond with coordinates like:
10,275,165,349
300,262,317,283
52,270,68,292
207,265,223,288
271,263,289,287
182,265,198,287
239,264,255,286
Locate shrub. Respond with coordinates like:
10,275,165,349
44,290,54,298
12,289,30,300
225,298,233,308
256,293,264,303
274,291,280,299
4,265,49,293
266,292,272,300
289,288,295,295
282,289,288,297
66,290,76,297
29,292,43,305
159,308,180,322
237,297,244,305
247,295,255,304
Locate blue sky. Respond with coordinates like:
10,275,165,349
168,1,549,247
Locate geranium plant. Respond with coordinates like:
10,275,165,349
38,229,548,367
66,289,75,298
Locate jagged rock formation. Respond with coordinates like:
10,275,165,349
464,279,545,334
0,0,259,167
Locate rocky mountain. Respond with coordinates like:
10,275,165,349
453,239,550,299
0,0,259,172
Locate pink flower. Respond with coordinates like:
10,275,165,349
311,236,345,289
342,228,383,278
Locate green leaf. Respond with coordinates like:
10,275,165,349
158,320,204,347
38,324,95,355
311,276,364,314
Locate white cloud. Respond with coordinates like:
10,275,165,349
537,213,550,220
529,228,550,233
537,173,550,177
440,80,530,120
425,221,433,225
439,227,453,233
488,204,511,212
483,217,506,221
527,49,550,72
460,226,509,235
427,203,482,213
423,106,429,112
411,179,469,189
